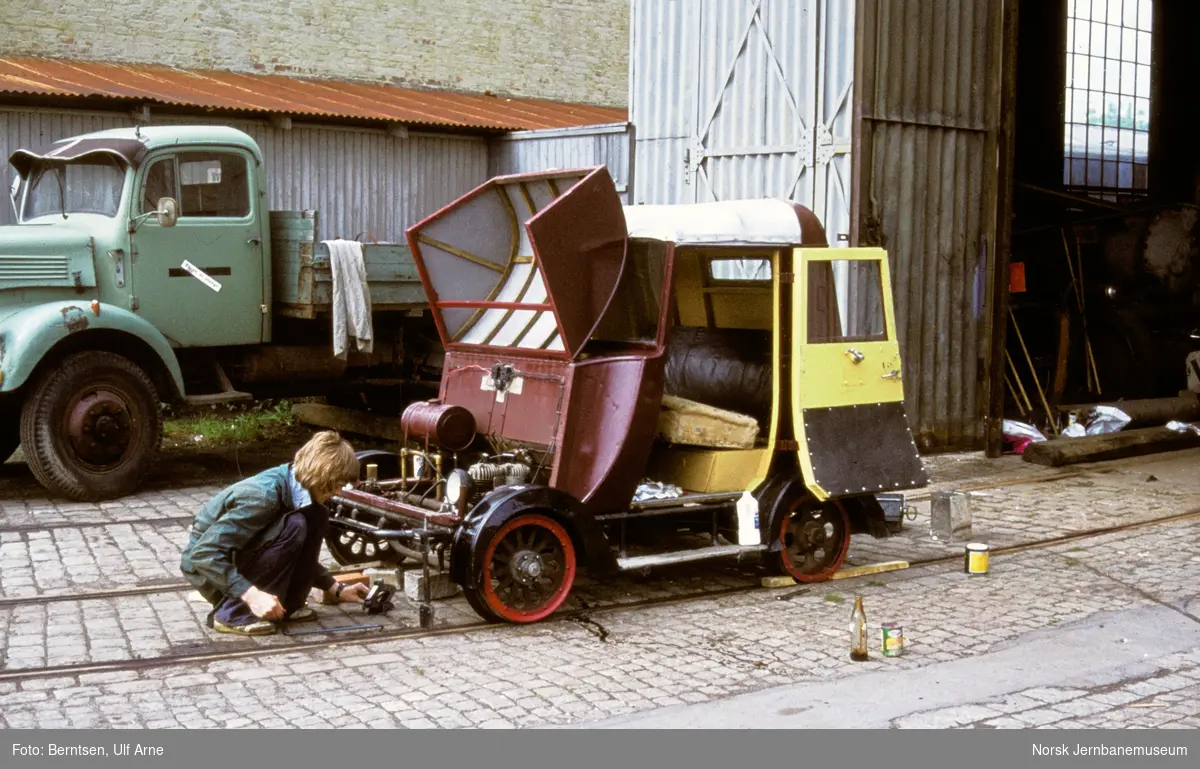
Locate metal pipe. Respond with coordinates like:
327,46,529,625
599,501,737,521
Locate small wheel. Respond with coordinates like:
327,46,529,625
472,513,576,624
325,508,411,567
771,496,850,582
20,351,162,501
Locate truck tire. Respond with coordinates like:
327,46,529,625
20,351,162,501
0,403,19,463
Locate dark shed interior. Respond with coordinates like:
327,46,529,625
1004,0,1200,439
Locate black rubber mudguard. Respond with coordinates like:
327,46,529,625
801,402,927,498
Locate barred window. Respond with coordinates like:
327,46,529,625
1064,0,1153,200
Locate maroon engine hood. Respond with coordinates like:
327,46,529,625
405,166,628,360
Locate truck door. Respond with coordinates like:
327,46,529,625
790,247,927,500
129,149,265,347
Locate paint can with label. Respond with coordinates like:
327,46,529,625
965,543,990,575
881,623,904,657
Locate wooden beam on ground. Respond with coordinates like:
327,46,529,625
830,560,910,580
1056,394,1200,428
1022,426,1200,467
291,403,403,441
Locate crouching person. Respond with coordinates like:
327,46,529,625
181,430,370,636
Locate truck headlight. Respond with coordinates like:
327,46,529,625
445,469,474,511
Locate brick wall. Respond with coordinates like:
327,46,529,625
0,0,629,107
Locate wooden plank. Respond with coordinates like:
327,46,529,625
1051,311,1070,406
829,560,910,580
292,403,404,441
1022,426,1200,467
1056,394,1200,427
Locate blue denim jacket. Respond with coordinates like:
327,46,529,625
180,464,335,604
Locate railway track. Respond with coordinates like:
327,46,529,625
0,516,193,535
1,505,1196,685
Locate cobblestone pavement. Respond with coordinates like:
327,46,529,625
0,448,1197,728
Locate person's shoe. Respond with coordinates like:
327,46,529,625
212,618,277,636
284,605,318,623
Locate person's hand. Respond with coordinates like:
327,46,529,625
242,586,285,620
336,583,371,604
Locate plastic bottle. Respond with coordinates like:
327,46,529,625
736,491,760,545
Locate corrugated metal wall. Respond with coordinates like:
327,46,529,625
628,0,698,205
629,0,1006,450
0,107,488,241
852,0,1004,450
487,123,633,203
629,0,855,244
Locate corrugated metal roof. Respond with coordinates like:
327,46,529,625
0,56,627,132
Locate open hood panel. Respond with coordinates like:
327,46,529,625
406,166,627,360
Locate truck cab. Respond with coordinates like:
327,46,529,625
0,126,430,501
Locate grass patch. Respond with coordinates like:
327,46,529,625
1068,547,1083,552
823,593,844,604
164,400,297,445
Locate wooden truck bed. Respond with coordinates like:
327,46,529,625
269,210,428,320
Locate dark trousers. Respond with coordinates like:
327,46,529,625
212,504,329,627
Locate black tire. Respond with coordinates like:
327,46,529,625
462,584,502,624
0,402,19,463
20,351,162,501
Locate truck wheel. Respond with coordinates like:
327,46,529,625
20,351,162,501
462,513,577,623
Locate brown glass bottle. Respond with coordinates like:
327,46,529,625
849,596,869,661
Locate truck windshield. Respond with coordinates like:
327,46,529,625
20,159,126,221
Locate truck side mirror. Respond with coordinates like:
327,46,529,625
156,197,177,228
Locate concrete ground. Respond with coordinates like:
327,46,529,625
0,446,1197,729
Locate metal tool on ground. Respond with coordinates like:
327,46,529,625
283,623,384,636
362,580,395,614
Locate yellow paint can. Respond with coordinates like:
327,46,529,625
965,543,990,575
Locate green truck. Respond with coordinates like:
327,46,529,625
0,125,437,501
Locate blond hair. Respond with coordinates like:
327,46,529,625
293,430,358,497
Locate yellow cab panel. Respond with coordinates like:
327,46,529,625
790,247,927,500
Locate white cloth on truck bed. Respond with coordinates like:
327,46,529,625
322,239,373,359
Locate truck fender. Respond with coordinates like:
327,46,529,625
448,485,617,587
0,300,185,398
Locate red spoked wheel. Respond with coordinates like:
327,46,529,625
774,497,851,582
471,513,577,624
